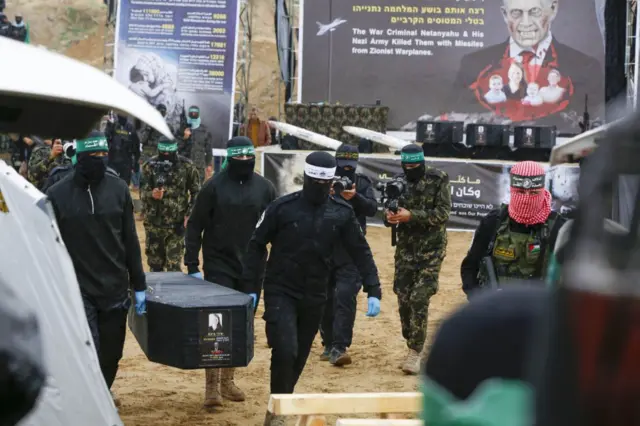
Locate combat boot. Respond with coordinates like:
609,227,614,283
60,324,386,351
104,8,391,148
220,368,246,401
401,349,420,375
203,368,223,411
329,347,352,366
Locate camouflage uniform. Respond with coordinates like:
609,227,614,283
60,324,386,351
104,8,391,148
27,144,70,190
392,167,451,353
139,125,168,164
141,155,200,271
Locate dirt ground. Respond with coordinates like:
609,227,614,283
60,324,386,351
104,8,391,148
114,221,472,425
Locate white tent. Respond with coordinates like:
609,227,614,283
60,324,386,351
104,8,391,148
0,36,175,425
0,162,122,425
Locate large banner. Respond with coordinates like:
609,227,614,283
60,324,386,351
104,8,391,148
262,151,579,230
114,0,239,147
300,0,605,134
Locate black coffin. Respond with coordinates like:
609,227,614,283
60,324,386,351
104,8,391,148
128,272,254,369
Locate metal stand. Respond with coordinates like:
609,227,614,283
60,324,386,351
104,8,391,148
103,2,117,76
625,0,639,109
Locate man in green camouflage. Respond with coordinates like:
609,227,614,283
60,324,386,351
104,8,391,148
28,138,71,190
141,138,200,272
384,144,451,375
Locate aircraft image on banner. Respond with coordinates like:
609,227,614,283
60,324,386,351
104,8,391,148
316,18,347,36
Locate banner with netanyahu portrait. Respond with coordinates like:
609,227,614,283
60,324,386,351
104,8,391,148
299,0,605,134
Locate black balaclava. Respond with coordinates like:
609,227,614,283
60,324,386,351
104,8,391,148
400,144,426,183
225,136,255,181
335,144,358,182
303,151,336,205
117,115,128,126
74,131,109,187
156,104,167,118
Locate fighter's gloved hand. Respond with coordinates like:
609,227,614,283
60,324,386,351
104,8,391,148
189,272,203,279
366,297,380,317
134,291,146,316
248,293,257,308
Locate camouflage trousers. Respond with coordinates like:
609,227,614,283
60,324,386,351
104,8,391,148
144,225,184,272
393,259,443,352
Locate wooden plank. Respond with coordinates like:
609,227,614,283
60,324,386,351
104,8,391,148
268,392,422,416
335,420,421,426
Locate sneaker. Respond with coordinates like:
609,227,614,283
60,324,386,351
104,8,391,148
319,347,331,361
329,348,352,367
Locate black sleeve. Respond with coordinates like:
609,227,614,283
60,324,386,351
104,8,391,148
240,203,279,294
460,210,501,297
351,177,378,218
122,189,146,291
204,133,213,166
340,208,382,299
184,180,215,274
131,131,141,163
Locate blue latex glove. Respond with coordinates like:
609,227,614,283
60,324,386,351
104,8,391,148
248,293,257,308
189,272,203,280
135,291,146,316
366,297,380,317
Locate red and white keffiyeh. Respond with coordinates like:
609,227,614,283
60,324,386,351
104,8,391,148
508,161,551,225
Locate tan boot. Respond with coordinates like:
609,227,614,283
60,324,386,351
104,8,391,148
220,368,246,401
401,349,420,375
203,369,223,411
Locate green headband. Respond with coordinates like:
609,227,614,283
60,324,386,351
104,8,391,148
158,141,178,152
336,151,359,161
401,151,425,163
222,145,255,170
76,137,108,154
227,145,255,157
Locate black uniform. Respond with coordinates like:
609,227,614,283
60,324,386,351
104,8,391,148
320,174,378,352
46,169,146,388
240,191,381,394
185,168,276,287
106,118,140,185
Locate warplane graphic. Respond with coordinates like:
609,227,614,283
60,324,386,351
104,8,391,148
316,18,347,36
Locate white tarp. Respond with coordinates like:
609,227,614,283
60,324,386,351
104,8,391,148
0,160,122,426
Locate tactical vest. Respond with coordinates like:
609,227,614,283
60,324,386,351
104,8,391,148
486,206,559,285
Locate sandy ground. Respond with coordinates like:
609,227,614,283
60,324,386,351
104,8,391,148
114,220,472,425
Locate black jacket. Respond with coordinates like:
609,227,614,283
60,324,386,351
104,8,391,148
240,191,381,301
185,170,277,281
46,170,146,309
333,174,378,267
343,174,378,234
105,120,140,176
460,207,565,297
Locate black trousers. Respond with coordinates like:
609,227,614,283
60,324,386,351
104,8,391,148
82,295,129,389
263,293,325,394
320,263,361,351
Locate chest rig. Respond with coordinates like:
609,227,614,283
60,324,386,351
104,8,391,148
487,206,558,283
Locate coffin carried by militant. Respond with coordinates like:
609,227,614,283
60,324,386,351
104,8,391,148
128,272,254,369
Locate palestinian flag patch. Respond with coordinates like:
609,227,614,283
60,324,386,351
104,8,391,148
528,243,540,254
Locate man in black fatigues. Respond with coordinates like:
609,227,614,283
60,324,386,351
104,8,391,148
320,145,378,366
46,132,146,398
184,136,276,411
239,152,381,426
105,114,140,185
